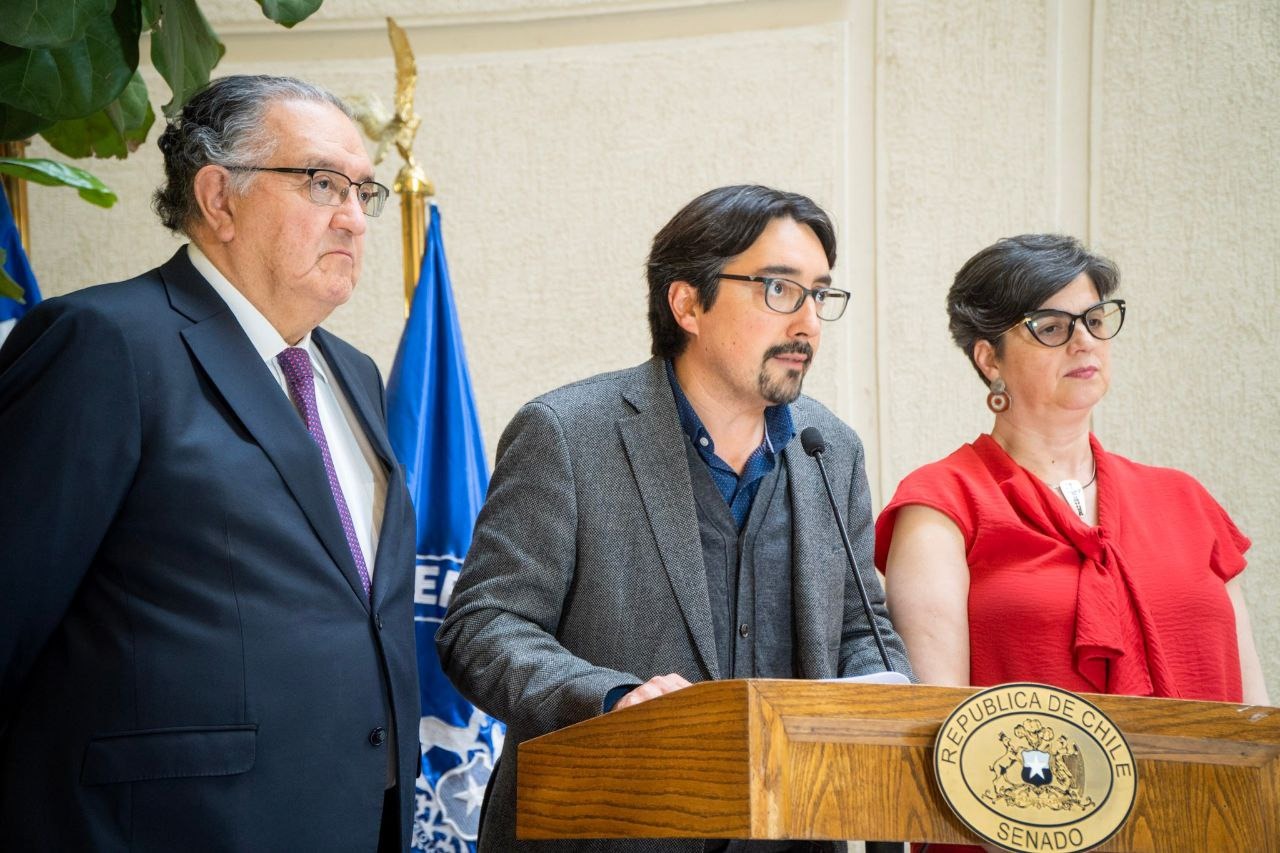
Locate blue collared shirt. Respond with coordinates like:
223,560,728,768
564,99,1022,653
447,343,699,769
665,359,795,529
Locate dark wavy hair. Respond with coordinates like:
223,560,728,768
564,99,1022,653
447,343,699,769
948,234,1120,384
152,75,352,235
646,185,837,359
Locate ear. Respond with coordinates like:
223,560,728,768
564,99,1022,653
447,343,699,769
972,338,1000,385
192,164,237,243
668,281,701,338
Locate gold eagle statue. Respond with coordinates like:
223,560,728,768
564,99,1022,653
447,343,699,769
347,18,434,196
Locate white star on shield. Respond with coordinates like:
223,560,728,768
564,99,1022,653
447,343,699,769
1022,750,1050,782
452,773,487,816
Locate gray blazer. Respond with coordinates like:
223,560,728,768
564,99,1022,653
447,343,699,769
437,358,911,853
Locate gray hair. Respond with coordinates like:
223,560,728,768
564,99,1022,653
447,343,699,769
152,75,354,234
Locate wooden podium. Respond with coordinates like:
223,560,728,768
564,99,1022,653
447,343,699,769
517,680,1280,851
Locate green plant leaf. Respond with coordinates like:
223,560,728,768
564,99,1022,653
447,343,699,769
0,250,25,303
3,0,116,49
0,0,141,121
0,157,116,208
255,0,324,28
149,0,226,117
40,71,155,159
140,0,161,31
0,102,55,142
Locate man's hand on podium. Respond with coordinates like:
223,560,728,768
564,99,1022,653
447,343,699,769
611,673,693,711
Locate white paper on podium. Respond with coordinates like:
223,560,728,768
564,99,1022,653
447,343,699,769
819,671,913,685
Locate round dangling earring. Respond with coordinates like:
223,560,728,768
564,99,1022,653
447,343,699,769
986,377,1010,414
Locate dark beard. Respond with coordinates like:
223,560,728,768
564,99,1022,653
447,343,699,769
757,341,813,405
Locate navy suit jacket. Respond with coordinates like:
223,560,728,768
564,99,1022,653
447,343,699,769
0,248,420,852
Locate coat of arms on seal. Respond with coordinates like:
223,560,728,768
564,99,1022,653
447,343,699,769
983,720,1094,811
933,683,1137,853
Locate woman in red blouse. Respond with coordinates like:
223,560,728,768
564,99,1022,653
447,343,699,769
875,234,1269,853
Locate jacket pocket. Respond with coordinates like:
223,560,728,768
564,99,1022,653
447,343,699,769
81,724,257,785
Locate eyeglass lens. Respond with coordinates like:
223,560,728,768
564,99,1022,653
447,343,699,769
763,278,848,321
308,170,388,216
1026,301,1124,346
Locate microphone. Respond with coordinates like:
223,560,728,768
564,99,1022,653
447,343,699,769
800,426,895,673
799,428,826,457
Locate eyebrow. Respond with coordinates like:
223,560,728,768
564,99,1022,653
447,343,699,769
1030,300,1107,315
308,158,376,184
755,264,833,286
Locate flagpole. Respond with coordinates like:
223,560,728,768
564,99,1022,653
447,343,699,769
396,163,433,317
0,140,30,255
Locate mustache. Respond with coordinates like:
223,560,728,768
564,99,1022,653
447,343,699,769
763,341,814,362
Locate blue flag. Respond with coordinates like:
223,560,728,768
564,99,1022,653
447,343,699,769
387,204,503,853
0,184,41,349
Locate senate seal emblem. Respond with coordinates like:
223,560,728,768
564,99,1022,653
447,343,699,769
933,683,1137,852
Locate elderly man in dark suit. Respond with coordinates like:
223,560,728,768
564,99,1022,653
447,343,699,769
438,185,914,853
0,75,419,852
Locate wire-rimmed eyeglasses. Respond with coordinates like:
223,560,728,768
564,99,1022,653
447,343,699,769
718,274,850,321
228,166,390,217
1006,299,1127,347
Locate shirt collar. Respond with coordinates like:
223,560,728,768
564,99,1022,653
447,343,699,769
763,394,796,455
664,359,795,457
187,243,328,384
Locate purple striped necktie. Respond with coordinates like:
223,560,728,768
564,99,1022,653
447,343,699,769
277,346,372,599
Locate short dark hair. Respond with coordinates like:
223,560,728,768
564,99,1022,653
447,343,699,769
153,75,353,235
646,185,837,359
947,234,1120,384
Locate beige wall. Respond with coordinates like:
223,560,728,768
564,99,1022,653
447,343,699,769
1089,0,1280,690
22,0,1277,689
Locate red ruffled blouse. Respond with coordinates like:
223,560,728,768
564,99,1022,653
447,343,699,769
876,433,1248,700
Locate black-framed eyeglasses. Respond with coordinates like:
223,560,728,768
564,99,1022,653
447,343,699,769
1007,299,1127,347
227,166,390,217
718,274,850,321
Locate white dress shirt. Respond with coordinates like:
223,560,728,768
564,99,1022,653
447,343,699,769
188,244,387,578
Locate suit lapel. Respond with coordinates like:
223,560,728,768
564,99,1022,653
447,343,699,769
618,361,719,680
164,250,372,611
784,430,840,679
368,470,410,611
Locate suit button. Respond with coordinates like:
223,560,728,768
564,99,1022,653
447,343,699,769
375,613,384,630
739,623,750,638
369,727,387,747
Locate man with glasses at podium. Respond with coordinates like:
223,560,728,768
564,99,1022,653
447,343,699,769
439,184,913,853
